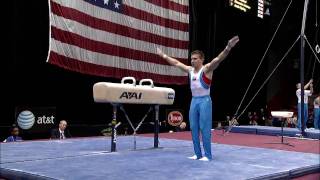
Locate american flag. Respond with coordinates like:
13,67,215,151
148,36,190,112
47,0,189,84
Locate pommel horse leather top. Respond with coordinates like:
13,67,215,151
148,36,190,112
271,111,294,118
93,77,175,105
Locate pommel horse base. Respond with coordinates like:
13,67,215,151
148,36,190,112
93,77,175,152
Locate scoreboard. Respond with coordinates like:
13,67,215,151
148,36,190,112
229,0,271,19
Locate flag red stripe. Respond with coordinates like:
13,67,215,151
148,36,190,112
51,26,188,64
51,1,188,49
122,4,188,32
144,0,188,14
49,51,188,85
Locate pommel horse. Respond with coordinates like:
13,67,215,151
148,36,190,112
93,77,175,152
270,111,294,146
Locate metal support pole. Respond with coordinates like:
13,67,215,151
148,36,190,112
111,104,118,152
300,0,309,136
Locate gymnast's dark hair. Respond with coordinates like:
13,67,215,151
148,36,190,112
191,50,205,60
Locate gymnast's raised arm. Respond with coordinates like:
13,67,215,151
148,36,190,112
304,79,313,90
204,36,239,73
156,48,191,73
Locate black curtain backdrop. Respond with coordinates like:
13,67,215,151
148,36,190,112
5,0,319,140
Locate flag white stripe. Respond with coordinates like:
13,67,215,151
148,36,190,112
51,14,188,58
123,0,189,23
169,0,189,6
52,0,188,41
51,39,188,77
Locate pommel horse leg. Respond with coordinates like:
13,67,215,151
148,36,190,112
111,104,118,152
154,105,160,148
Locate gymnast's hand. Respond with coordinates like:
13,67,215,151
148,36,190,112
226,36,240,50
156,47,165,57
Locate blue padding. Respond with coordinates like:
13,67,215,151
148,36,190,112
230,126,257,134
306,131,320,139
230,126,320,140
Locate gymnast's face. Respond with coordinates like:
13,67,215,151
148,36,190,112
296,83,301,89
191,54,204,68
